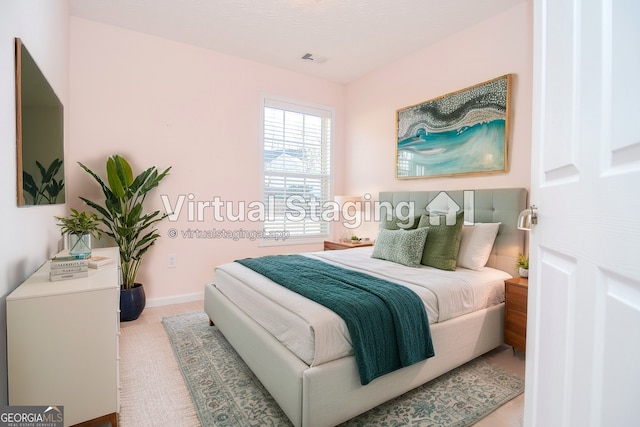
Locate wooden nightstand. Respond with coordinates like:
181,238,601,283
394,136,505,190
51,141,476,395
504,276,528,353
324,239,374,251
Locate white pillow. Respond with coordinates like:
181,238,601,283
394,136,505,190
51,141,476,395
456,223,501,270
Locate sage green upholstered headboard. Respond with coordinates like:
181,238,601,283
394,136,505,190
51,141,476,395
378,188,527,275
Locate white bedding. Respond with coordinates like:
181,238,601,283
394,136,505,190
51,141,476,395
213,247,511,367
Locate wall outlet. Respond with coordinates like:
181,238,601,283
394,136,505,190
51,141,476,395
168,254,177,268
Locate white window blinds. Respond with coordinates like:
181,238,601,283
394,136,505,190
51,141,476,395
262,97,332,240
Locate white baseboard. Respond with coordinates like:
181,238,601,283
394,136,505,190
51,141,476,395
146,291,204,308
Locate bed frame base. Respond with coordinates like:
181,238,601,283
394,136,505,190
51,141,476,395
205,283,505,427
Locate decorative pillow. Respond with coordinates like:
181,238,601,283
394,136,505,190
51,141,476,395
417,211,464,270
457,223,501,271
380,215,422,230
371,227,428,267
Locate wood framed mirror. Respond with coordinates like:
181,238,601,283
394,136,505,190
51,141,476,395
15,38,65,206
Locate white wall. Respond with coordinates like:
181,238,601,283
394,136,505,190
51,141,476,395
0,0,69,405
68,2,533,306
0,0,532,407
344,1,533,238
68,17,346,305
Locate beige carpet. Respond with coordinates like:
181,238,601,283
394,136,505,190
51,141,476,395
118,303,525,427
118,320,200,427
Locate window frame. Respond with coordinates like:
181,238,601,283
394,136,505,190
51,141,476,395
259,94,335,246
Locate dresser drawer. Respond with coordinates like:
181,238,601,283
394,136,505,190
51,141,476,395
505,283,528,314
505,309,527,350
504,277,528,352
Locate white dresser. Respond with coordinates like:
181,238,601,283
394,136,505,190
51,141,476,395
7,247,120,427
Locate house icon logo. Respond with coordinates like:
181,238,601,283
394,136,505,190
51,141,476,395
0,405,64,427
44,406,63,416
425,191,461,225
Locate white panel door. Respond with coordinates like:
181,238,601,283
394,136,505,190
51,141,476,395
525,1,640,426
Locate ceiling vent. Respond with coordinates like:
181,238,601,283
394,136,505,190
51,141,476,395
301,53,327,64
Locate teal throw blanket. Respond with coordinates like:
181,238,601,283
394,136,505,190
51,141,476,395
236,254,434,385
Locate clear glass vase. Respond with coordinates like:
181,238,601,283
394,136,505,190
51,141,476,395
69,233,91,259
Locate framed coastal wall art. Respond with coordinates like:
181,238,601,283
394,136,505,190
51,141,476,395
396,74,511,179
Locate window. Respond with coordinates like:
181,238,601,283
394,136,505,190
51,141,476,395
262,96,333,242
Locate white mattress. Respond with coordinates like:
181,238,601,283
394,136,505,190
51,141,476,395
213,247,511,367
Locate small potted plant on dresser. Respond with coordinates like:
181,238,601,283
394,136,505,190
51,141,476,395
79,154,171,321
516,253,529,278
54,209,102,259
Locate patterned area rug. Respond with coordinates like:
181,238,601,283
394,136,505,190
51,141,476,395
163,311,524,427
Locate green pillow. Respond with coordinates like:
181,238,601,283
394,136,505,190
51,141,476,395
380,215,422,230
417,211,464,270
371,227,429,267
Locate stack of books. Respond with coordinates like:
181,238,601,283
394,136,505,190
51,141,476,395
49,256,89,282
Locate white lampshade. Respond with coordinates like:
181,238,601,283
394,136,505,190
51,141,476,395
334,195,362,210
334,195,363,241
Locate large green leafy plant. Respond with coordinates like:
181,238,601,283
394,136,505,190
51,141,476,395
79,155,171,289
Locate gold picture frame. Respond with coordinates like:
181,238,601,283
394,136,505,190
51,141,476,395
396,74,511,179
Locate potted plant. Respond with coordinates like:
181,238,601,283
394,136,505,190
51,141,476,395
79,154,171,321
54,209,102,259
516,253,529,278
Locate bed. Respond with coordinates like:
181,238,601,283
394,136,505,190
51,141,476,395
204,188,527,427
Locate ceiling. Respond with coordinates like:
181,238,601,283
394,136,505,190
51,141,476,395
70,0,526,84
